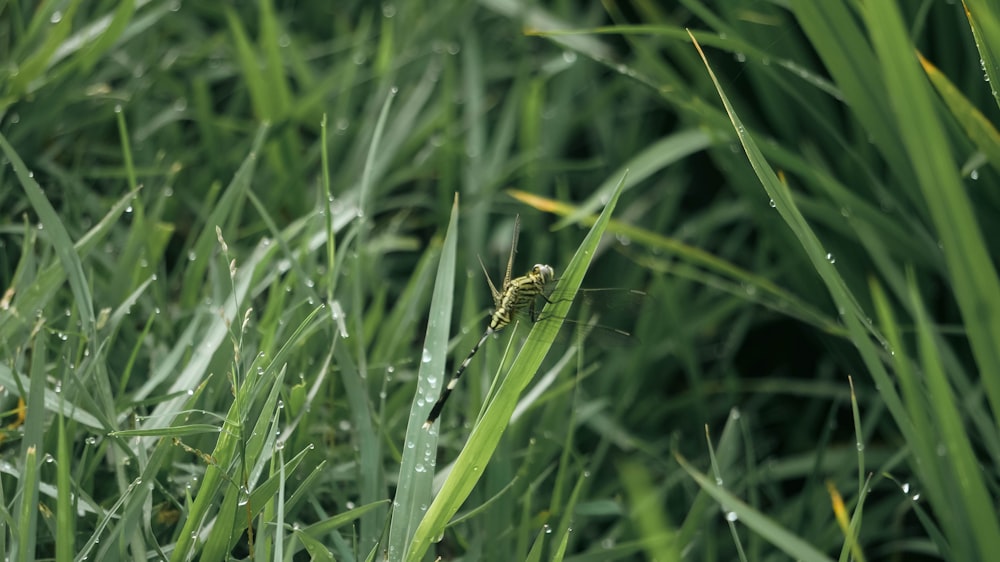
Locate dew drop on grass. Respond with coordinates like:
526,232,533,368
421,348,433,363
237,485,250,506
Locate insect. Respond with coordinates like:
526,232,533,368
423,215,556,429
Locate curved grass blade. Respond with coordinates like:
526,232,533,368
406,172,629,562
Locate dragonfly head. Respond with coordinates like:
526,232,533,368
532,264,555,283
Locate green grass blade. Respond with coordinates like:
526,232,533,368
676,451,832,562
909,272,1000,560
390,197,459,560
407,174,628,561
621,460,678,561
0,131,95,337
865,0,1000,434
919,53,1000,172
791,0,916,191
964,0,1000,108
554,128,712,229
688,29,915,438
55,410,72,562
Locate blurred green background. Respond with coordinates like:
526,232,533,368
2,1,999,561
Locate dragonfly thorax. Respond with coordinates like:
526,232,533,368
488,263,555,333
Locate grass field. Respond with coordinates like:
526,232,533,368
2,1,1000,561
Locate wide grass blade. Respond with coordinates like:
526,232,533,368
390,197,459,560
864,1,1000,435
407,173,629,561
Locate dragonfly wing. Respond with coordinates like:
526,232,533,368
504,215,520,289
478,255,502,307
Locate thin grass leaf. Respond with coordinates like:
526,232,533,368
676,451,832,562
550,467,591,560
0,131,95,337
909,271,1000,560
16,446,39,560
964,0,1000,108
55,411,72,562
77,0,135,73
554,128,712,229
791,0,917,193
179,123,269,307
869,278,950,527
688,27,917,457
918,52,1000,173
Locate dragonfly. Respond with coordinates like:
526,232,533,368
422,215,637,429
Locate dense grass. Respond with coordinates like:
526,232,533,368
2,1,999,560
